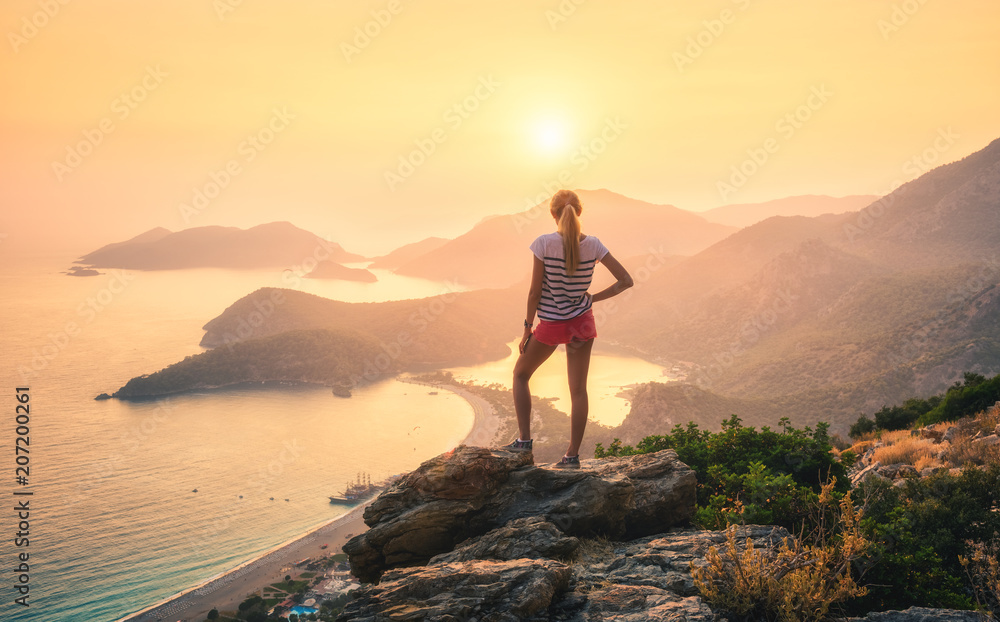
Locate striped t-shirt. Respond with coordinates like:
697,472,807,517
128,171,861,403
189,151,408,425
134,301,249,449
529,232,610,321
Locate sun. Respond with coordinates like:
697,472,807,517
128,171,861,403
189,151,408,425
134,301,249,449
532,118,570,156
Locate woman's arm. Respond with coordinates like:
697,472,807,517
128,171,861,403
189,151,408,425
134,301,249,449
520,256,545,353
590,252,634,303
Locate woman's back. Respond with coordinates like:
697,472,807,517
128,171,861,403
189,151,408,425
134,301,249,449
529,232,608,322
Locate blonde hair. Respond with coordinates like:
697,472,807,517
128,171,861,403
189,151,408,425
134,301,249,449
550,190,583,275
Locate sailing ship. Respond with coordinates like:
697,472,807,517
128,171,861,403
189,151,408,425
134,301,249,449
329,472,382,504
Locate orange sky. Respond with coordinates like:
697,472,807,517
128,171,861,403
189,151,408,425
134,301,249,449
1,0,998,257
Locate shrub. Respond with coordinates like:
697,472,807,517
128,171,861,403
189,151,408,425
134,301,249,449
919,372,1000,425
692,483,869,622
849,415,877,440
848,465,1000,613
959,539,1000,618
596,416,846,533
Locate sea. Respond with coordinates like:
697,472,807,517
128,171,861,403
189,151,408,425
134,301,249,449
0,253,668,622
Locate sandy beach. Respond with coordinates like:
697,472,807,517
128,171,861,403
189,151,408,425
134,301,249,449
396,376,502,447
116,377,499,622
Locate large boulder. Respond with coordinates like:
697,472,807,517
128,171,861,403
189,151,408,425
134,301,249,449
343,446,697,583
337,558,574,622
337,524,786,622
429,517,580,564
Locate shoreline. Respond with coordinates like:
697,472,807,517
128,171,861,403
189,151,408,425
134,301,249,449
116,502,371,622
116,374,500,622
395,375,501,448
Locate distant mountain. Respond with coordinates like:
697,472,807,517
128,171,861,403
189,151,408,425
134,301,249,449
393,189,738,288
198,286,521,367
306,260,377,282
843,137,1000,268
606,137,1000,434
368,237,450,270
699,195,878,228
76,222,363,270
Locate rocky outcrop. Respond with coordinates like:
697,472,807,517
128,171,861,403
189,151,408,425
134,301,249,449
338,445,988,622
339,524,788,622
343,446,697,583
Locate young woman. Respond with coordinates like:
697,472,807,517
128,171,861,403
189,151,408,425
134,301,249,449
504,189,634,468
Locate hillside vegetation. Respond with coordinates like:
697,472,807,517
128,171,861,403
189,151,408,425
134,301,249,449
596,383,1000,618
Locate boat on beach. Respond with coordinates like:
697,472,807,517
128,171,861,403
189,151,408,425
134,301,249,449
329,472,382,504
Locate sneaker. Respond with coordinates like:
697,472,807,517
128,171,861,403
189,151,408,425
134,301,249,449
502,438,533,452
554,455,581,469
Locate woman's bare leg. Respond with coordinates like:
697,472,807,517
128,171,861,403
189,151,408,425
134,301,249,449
512,337,557,441
565,338,594,457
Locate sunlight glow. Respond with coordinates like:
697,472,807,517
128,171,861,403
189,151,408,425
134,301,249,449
532,118,570,155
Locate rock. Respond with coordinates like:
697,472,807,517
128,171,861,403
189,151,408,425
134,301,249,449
896,465,918,478
94,393,112,400
919,427,944,442
337,443,973,622
337,558,573,621
919,467,949,478
877,464,902,479
341,525,764,621
942,426,959,444
972,434,999,446
429,517,579,564
844,606,986,621
583,585,717,622
850,461,883,486
344,446,696,583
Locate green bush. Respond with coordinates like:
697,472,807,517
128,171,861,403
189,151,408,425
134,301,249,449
848,464,1000,613
596,415,846,533
849,414,877,439
919,372,1000,425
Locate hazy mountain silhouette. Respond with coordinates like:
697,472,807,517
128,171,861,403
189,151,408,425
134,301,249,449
700,194,879,228
305,260,377,282
392,189,738,288
368,237,450,270
607,136,1000,432
76,221,363,270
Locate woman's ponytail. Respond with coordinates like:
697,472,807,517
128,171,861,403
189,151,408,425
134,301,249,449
550,190,582,275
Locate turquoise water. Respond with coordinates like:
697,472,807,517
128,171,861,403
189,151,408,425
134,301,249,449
0,257,474,622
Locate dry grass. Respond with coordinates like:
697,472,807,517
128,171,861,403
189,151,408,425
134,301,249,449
879,429,915,444
943,438,1000,467
913,454,946,471
569,536,615,565
692,485,869,622
870,436,939,467
938,405,1000,467
849,439,875,456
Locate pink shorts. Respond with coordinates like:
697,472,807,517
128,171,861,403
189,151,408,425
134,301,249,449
533,309,597,346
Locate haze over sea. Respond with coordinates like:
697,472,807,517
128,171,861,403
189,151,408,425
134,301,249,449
0,253,666,622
